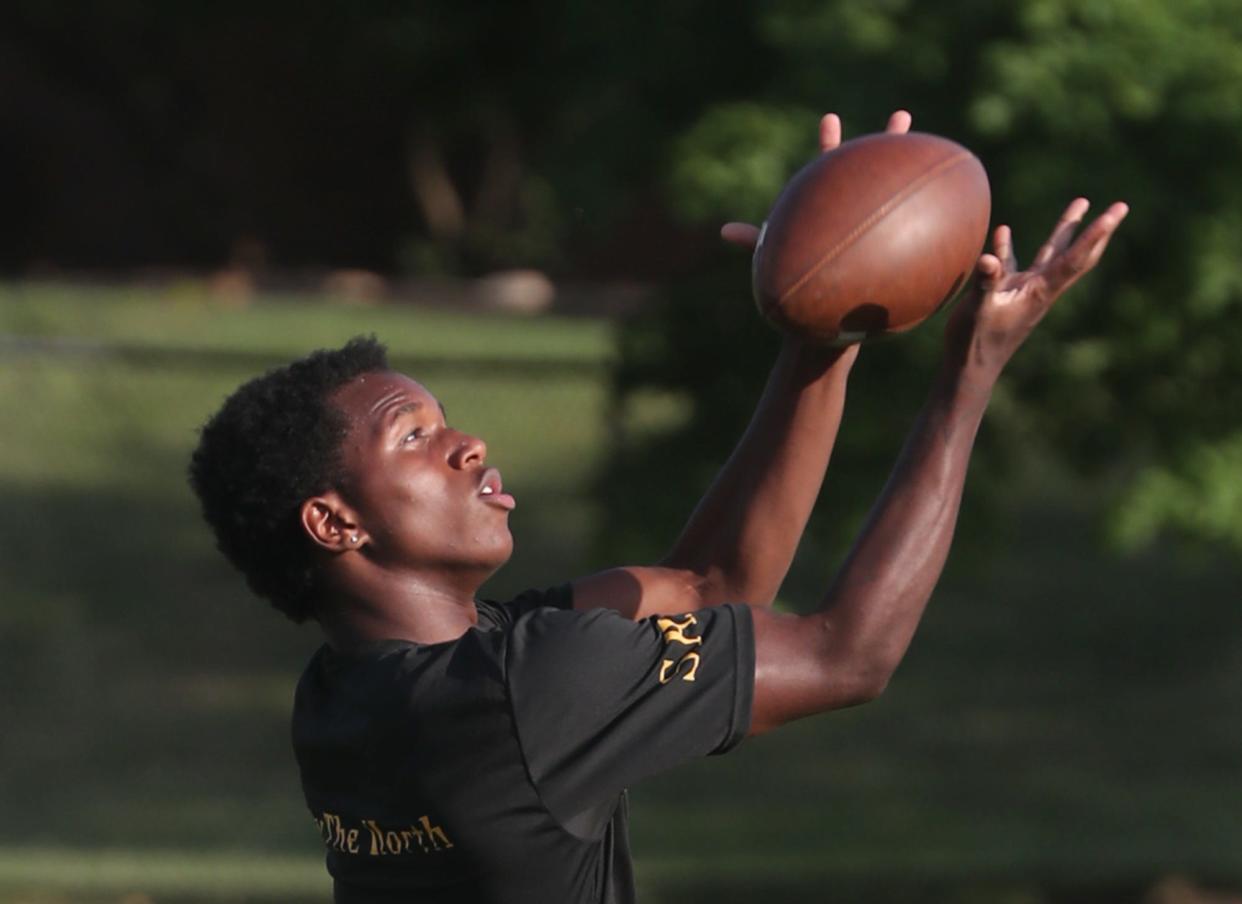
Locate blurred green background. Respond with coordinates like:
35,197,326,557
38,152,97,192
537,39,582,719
2,1,1241,902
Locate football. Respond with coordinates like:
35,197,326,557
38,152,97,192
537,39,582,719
752,131,991,345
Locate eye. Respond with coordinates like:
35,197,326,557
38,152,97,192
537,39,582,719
402,427,428,444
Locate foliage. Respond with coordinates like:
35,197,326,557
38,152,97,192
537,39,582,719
3,0,1239,548
603,0,1242,560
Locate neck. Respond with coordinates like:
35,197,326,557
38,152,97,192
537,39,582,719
315,568,486,650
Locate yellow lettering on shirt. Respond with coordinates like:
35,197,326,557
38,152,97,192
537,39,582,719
657,615,705,684
317,813,453,856
657,615,702,647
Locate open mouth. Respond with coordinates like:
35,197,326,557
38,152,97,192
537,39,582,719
478,468,516,511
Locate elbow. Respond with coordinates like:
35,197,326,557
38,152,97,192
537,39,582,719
817,618,908,708
839,662,892,707
823,638,900,708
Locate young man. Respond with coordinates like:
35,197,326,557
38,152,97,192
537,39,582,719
189,111,1127,903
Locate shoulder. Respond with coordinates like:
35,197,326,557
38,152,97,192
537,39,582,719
509,603,652,654
476,584,573,631
295,631,507,706
505,602,753,694
503,603,756,822
294,639,428,699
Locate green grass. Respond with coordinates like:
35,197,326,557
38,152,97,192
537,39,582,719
0,848,326,902
0,284,618,871
0,281,613,364
2,283,1241,900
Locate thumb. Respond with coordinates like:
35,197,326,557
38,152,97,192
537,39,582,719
721,222,761,250
975,253,1004,294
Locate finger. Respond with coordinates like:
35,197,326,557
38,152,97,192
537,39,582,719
975,253,1004,293
1045,202,1129,291
819,113,842,152
885,109,912,134
1032,197,1091,267
721,222,762,249
992,224,1017,273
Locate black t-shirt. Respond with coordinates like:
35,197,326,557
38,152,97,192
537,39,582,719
291,586,755,904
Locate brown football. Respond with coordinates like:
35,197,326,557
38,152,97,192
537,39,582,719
752,131,991,345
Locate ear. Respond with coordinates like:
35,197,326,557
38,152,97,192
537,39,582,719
300,492,367,553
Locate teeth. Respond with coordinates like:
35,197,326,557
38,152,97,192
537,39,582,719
481,486,494,495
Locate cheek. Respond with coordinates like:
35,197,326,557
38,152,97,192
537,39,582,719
381,469,465,532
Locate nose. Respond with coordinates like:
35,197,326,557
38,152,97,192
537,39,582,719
447,431,487,469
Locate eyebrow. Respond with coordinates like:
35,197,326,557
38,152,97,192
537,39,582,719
380,402,420,435
378,399,448,437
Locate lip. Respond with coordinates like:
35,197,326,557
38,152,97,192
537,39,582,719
477,467,516,511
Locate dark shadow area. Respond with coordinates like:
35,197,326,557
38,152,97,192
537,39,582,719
840,301,890,335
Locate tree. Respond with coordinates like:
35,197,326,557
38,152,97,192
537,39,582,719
601,0,1242,568
4,0,1238,551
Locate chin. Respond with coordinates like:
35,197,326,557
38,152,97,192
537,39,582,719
474,534,515,580
490,536,515,572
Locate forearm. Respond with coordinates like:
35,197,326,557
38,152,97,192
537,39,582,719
747,197,1127,731
660,337,856,607
814,365,993,691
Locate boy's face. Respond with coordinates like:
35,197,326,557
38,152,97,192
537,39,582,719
326,370,516,582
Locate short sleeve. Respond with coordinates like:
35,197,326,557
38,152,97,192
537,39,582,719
475,585,572,632
504,603,754,831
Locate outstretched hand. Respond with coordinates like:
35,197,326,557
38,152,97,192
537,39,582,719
720,110,913,250
945,198,1129,381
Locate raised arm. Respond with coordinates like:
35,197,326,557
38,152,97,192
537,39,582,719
748,198,1129,734
574,112,911,619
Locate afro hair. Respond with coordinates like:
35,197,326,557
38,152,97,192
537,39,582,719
188,335,389,622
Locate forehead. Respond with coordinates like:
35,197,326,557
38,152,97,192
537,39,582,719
329,371,440,424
